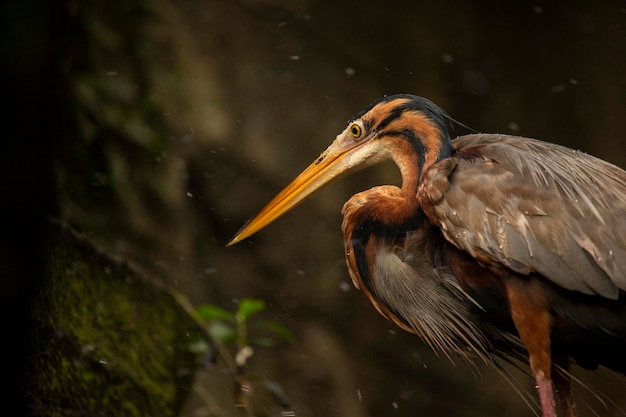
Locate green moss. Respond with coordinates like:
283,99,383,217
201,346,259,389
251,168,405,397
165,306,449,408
25,221,202,417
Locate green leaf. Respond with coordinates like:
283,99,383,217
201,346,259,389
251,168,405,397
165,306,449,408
208,320,236,343
196,304,234,322
236,298,266,321
260,321,296,344
187,338,210,355
251,336,276,348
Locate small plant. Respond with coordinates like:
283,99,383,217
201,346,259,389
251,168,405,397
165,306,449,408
196,298,294,350
185,297,295,416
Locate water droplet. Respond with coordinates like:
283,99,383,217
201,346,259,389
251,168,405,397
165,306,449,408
551,84,566,93
441,53,454,64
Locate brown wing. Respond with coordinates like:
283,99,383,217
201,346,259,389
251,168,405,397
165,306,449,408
419,133,626,299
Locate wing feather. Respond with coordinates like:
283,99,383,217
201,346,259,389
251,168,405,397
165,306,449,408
420,134,626,298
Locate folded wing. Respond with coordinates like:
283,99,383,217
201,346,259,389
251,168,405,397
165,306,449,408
420,133,626,299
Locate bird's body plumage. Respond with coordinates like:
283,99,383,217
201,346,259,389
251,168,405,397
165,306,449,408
229,94,626,417
426,134,626,297
342,133,626,372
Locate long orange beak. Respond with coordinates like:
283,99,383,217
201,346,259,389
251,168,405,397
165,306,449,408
227,138,366,246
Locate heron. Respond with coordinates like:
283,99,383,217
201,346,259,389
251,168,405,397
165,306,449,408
228,94,626,417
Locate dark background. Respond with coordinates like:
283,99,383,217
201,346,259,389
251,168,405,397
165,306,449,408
3,1,626,416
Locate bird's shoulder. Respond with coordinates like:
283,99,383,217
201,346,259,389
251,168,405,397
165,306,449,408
419,133,626,298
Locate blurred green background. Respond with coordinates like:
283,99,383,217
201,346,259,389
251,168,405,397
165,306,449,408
3,0,626,416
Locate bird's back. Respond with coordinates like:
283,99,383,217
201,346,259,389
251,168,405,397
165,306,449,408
425,133,626,298
421,133,626,373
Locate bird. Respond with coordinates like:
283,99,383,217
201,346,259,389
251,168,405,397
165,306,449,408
227,94,626,417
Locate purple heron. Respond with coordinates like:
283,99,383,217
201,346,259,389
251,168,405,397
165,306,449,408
228,94,626,417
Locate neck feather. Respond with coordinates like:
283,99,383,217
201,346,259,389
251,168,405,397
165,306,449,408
380,114,453,195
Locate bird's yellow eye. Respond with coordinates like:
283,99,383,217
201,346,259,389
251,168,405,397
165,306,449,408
350,123,363,140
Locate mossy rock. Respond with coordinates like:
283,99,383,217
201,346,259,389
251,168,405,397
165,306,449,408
24,220,202,417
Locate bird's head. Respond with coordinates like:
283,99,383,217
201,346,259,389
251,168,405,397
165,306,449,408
228,94,456,245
